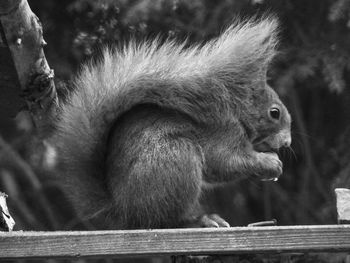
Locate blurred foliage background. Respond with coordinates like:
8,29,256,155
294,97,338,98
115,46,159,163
1,0,350,236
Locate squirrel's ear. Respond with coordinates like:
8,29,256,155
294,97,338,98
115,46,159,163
205,15,279,86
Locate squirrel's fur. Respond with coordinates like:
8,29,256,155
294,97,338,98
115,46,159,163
52,16,291,229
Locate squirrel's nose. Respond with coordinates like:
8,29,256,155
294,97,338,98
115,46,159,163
282,135,292,148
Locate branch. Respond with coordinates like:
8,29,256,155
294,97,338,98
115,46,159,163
0,0,58,130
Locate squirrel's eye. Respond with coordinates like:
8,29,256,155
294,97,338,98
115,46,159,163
269,107,280,120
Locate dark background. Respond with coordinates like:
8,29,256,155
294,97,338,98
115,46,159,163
1,0,350,232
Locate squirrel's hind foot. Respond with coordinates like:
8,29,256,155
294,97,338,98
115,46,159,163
195,214,230,228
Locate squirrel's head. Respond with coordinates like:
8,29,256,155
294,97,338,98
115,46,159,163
212,16,291,152
240,84,291,152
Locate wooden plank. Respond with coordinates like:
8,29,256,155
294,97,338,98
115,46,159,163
1,225,350,259
335,188,350,223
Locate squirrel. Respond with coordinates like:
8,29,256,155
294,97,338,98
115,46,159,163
50,16,291,229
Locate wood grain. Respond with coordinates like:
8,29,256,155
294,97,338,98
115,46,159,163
1,225,350,259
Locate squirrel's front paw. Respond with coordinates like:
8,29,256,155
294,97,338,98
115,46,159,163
255,152,282,180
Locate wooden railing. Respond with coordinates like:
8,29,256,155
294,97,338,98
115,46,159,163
1,225,350,260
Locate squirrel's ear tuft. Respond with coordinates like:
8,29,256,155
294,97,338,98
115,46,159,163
204,15,279,85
